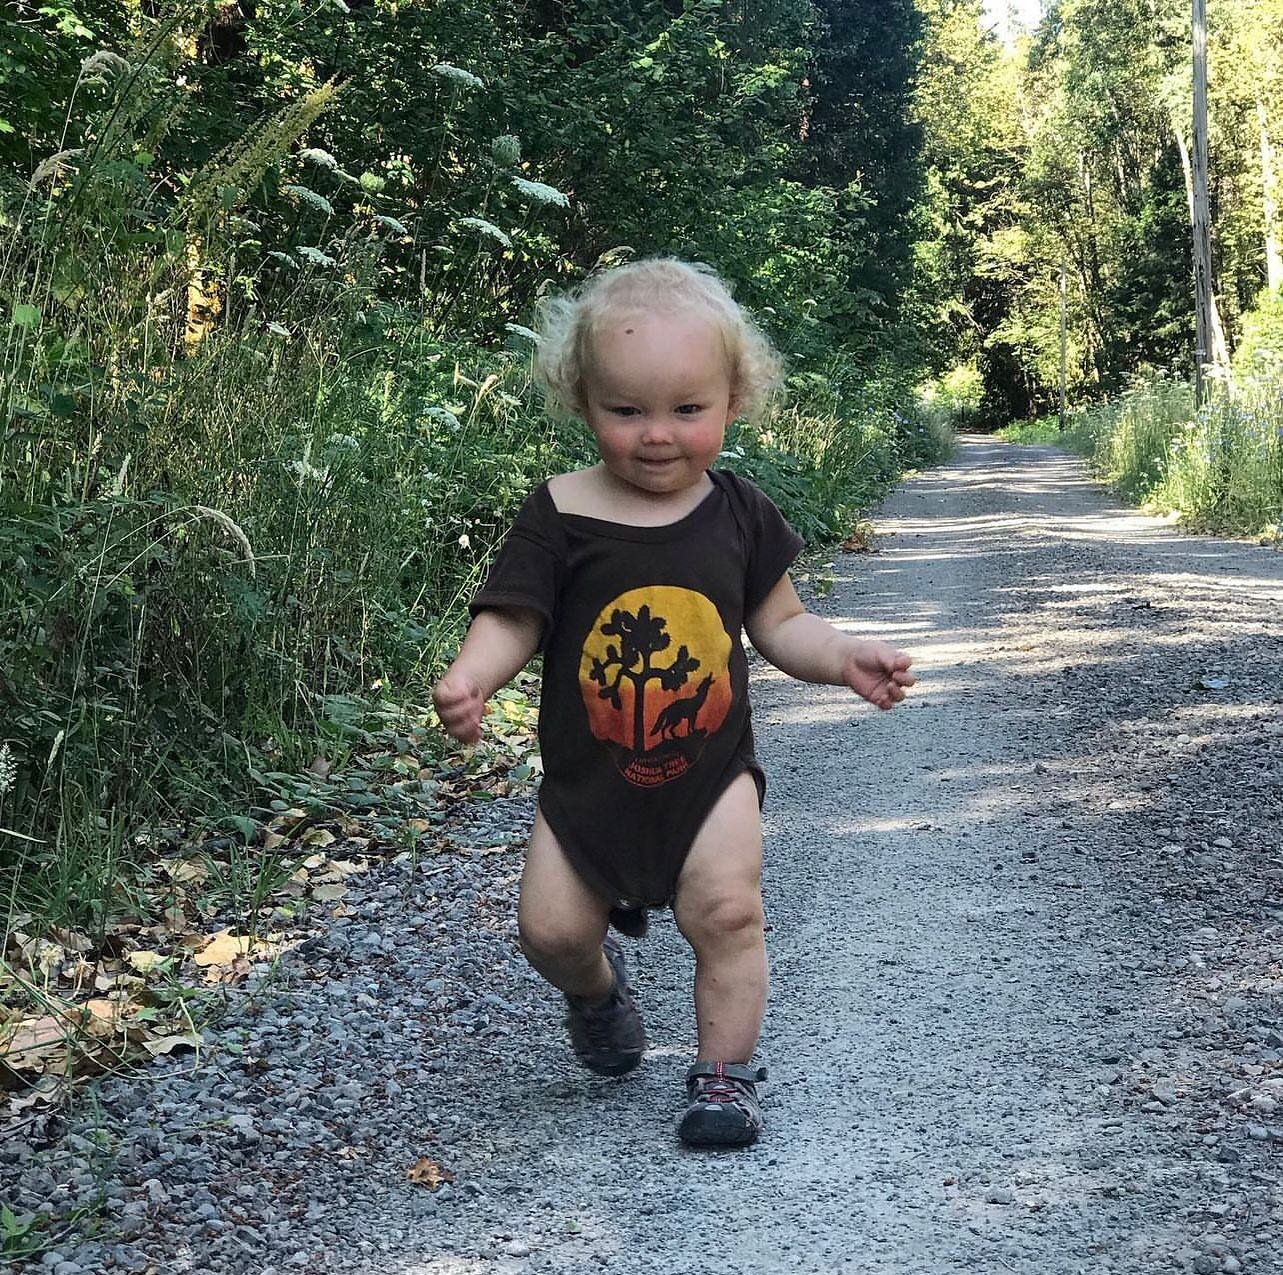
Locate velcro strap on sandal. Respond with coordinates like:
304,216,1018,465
686,1061,767,1084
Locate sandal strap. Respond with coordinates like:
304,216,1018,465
686,1061,767,1084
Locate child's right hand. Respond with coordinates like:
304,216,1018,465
432,668,486,745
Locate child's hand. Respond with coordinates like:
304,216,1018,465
842,639,915,711
432,668,486,744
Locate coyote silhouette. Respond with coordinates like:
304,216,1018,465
650,675,714,741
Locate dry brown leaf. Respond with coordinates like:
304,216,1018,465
52,927,94,954
262,830,288,852
311,884,348,903
163,858,209,885
300,827,336,849
192,930,252,967
2,1014,72,1071
301,852,327,871
127,950,167,973
83,999,126,1038
406,1157,455,1190
142,1031,202,1057
327,858,362,877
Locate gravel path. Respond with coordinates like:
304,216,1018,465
10,435,1283,1275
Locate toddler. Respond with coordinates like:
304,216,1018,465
432,258,914,1147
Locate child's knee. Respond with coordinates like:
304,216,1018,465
517,909,601,967
677,892,765,949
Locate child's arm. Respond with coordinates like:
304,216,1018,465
432,607,543,744
745,574,915,711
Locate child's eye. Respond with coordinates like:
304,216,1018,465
676,404,705,416
610,406,640,417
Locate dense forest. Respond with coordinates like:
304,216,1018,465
1,0,1281,932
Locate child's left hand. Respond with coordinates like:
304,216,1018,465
842,640,915,710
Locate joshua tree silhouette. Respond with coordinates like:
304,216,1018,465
588,604,701,753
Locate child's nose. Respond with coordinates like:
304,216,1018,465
641,417,676,443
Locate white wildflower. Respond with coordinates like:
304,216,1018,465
300,147,339,171
492,134,521,167
458,533,471,550
375,214,411,235
285,184,335,216
78,51,129,86
505,322,540,344
288,459,331,484
432,63,484,91
0,744,17,798
296,246,338,268
267,250,298,271
511,176,568,208
456,217,511,248
425,406,461,431
31,149,84,186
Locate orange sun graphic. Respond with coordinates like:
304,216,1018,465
579,586,733,787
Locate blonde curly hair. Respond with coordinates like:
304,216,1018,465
533,258,784,421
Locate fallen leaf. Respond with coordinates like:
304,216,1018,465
406,1157,455,1190
163,858,209,885
311,884,348,903
2,1015,71,1071
84,998,126,1029
142,1032,203,1057
192,930,253,967
300,827,336,849
127,950,168,973
52,928,94,954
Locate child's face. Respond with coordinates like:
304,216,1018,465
581,309,737,499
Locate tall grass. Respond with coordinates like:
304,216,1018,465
1,37,950,938
1057,372,1283,536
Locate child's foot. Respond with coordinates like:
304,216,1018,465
564,936,646,1076
608,905,649,938
677,1062,766,1147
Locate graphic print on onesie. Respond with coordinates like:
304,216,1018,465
578,585,733,788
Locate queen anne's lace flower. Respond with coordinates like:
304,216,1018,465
456,217,511,248
492,135,521,167
300,147,339,170
296,246,338,268
511,177,568,208
431,63,484,90
285,185,335,216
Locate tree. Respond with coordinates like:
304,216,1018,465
588,605,700,754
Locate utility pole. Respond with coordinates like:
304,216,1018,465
1192,0,1215,404
1059,265,1068,430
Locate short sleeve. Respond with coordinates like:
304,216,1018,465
716,471,806,614
469,484,564,648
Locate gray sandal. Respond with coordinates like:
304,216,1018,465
678,1061,767,1146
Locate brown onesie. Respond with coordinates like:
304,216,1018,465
470,469,804,908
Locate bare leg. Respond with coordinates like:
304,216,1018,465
672,772,767,1062
517,807,613,1002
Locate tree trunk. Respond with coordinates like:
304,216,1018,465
1175,119,1231,382
1260,99,1282,294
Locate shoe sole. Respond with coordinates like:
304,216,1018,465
677,1108,760,1147
580,1050,644,1078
